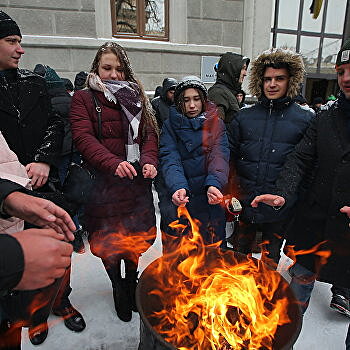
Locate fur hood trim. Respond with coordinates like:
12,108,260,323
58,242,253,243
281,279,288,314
248,48,305,99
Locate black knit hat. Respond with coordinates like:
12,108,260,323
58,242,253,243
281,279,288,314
174,75,207,106
336,38,350,67
0,11,21,39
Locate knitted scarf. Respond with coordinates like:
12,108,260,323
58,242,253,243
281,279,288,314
88,73,142,162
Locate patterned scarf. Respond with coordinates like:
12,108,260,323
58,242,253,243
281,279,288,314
88,73,142,162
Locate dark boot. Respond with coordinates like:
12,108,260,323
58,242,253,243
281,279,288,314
113,280,132,322
126,269,138,312
103,258,132,322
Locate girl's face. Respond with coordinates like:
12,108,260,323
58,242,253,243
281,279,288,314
98,52,125,81
184,88,203,118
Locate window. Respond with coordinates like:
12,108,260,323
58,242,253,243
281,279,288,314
111,0,169,40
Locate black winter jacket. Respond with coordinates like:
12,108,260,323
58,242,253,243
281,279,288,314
48,86,73,156
228,96,313,223
275,93,350,287
0,179,25,293
0,69,64,168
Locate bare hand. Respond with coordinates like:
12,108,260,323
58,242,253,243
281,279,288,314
3,192,75,241
115,161,137,179
25,162,50,189
340,206,350,217
172,188,189,207
142,164,157,179
251,194,285,208
207,186,223,205
13,228,73,290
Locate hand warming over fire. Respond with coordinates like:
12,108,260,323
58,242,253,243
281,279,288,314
207,186,223,205
115,161,137,179
251,194,285,208
172,188,189,207
142,164,157,179
340,206,350,216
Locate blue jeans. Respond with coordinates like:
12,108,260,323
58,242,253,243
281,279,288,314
288,263,316,314
346,324,350,350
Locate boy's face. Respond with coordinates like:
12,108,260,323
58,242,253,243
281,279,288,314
337,63,350,99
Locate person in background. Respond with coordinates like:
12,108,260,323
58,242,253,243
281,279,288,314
235,89,247,109
70,41,158,323
151,77,178,234
312,96,323,114
228,48,314,267
62,78,74,95
151,77,177,129
294,94,315,114
251,39,350,318
33,64,85,254
159,76,229,245
73,71,88,91
208,52,250,125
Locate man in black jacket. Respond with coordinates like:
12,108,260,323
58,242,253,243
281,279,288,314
0,11,84,348
252,39,350,318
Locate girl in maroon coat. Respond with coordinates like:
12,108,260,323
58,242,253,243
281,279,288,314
70,42,159,322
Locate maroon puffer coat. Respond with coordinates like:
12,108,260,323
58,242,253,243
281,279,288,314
70,89,158,259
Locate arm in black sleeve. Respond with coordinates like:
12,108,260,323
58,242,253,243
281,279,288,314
0,234,24,293
275,116,318,201
0,179,25,218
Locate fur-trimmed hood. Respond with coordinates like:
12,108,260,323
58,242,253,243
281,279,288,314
248,48,305,99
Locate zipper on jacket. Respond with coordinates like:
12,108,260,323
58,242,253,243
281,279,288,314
269,100,273,116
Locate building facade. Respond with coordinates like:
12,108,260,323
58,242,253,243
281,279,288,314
1,0,348,100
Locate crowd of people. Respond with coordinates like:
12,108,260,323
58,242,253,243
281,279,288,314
0,9,349,350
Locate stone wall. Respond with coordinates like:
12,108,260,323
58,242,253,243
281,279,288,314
0,0,248,91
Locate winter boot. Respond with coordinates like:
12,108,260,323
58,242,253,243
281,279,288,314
113,280,132,322
126,269,138,312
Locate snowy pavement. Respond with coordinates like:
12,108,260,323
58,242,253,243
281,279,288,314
21,196,349,350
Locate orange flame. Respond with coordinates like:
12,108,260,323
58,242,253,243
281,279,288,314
144,207,294,350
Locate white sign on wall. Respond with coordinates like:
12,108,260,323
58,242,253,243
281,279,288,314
201,56,220,83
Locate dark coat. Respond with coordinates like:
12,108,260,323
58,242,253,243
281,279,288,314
48,86,73,156
228,97,313,224
70,89,158,258
276,94,350,288
0,69,64,168
151,77,177,128
208,53,247,124
159,103,229,242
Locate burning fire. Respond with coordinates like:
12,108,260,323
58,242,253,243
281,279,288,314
146,207,294,350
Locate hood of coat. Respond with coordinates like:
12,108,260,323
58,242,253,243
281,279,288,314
160,77,177,101
248,48,305,99
216,52,249,92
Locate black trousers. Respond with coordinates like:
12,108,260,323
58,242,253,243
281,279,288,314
236,220,288,265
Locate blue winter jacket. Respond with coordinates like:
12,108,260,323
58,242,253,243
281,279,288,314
160,104,229,197
228,96,314,223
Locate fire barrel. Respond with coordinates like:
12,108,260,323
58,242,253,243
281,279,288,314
137,248,302,350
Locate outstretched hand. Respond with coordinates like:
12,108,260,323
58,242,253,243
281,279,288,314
172,188,189,207
3,192,75,241
142,164,157,179
207,186,223,205
13,228,73,290
340,206,350,217
251,194,285,208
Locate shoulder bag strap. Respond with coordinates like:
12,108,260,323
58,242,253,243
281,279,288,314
90,90,102,141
